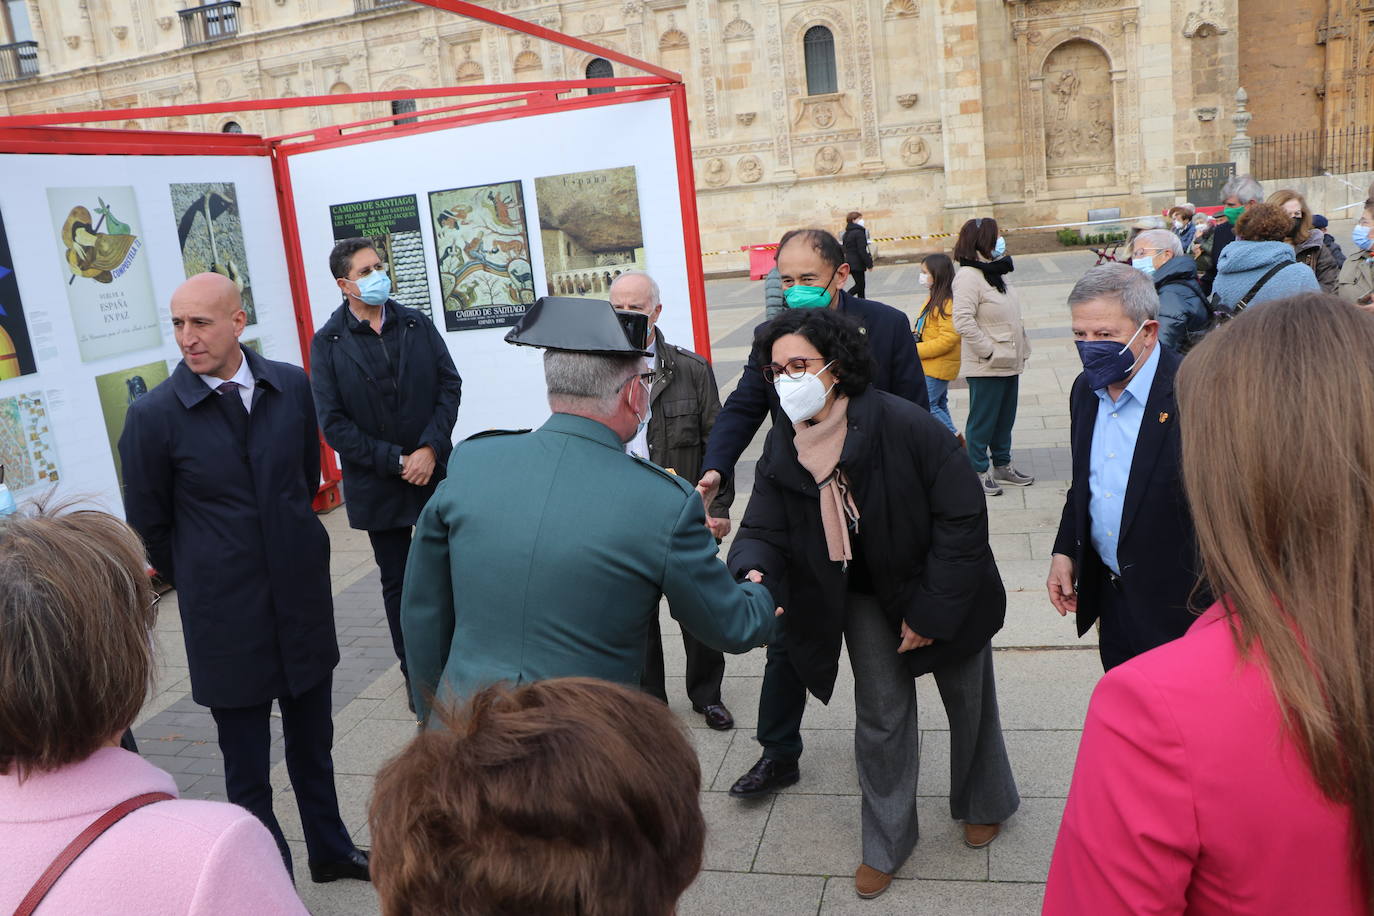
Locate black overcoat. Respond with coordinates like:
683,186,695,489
728,387,1005,702
310,300,462,531
119,347,339,709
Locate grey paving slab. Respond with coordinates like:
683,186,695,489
819,877,1047,914
983,648,1099,732
287,842,383,916
678,871,827,916
711,727,859,795
275,773,375,848
330,716,417,777
918,729,1079,800
995,589,1097,649
989,797,1064,884
699,791,774,873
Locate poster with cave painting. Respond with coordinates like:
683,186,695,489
533,165,646,299
329,194,433,319
46,186,162,363
427,181,535,332
169,182,257,326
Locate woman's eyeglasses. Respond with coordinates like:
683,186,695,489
761,357,826,384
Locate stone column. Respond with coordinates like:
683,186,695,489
934,0,991,217
1227,85,1252,175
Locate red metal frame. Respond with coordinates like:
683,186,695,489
0,2,712,510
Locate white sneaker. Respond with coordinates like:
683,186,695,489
980,472,1003,496
992,464,1034,487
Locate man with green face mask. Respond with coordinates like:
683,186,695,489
695,227,932,801
1202,174,1264,296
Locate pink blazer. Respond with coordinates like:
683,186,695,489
0,747,307,915
1044,603,1366,915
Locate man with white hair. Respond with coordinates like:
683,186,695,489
1202,174,1265,294
609,270,738,731
1129,228,1206,352
1046,264,1204,670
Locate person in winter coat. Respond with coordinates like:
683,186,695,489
1130,229,1207,351
1211,203,1321,310
1337,241,1374,308
764,265,786,318
1168,205,1196,252
1269,190,1340,292
842,212,873,299
1202,174,1266,295
950,217,1034,496
1312,214,1346,268
915,253,961,437
728,307,1017,901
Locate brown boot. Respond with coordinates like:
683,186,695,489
963,822,1002,849
956,432,966,448
854,864,893,899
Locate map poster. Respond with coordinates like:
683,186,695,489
47,186,162,363
0,205,38,380
329,195,433,318
427,181,536,332
534,165,646,298
0,390,60,496
170,182,257,326
95,358,171,494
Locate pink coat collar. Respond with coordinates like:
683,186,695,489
0,748,177,824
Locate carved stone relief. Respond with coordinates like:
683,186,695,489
583,13,605,33
1182,0,1228,38
737,111,756,126
1042,40,1115,178
723,4,754,41
738,155,764,182
897,93,918,108
455,43,483,82
883,0,918,19
815,145,843,174
156,16,173,30
693,0,720,138
513,49,542,72
660,28,689,49
702,157,731,186
900,136,930,166
111,26,127,40
216,78,232,98
793,94,854,131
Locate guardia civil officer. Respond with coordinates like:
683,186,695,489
400,297,781,721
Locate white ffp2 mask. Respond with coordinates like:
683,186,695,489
773,362,835,425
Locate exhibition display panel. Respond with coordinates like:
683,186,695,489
0,15,708,516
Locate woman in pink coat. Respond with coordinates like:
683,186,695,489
1043,292,1373,914
0,507,306,915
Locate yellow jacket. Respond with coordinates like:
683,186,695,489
915,298,961,381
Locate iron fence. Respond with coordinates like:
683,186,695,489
1252,126,1374,181
179,1,241,46
354,0,410,11
0,41,38,82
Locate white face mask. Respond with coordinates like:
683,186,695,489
773,361,835,425
918,273,930,286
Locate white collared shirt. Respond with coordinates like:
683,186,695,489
624,337,657,460
198,348,255,413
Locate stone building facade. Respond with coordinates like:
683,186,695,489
0,0,1247,261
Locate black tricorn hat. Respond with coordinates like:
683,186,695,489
504,297,652,357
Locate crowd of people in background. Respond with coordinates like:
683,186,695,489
4,175,1374,916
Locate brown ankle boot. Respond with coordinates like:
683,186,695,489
855,864,893,898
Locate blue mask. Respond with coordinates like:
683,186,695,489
355,270,391,306
1075,322,1147,390
1355,225,1372,253
1131,255,1156,278
993,236,1007,258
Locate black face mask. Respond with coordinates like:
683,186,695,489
1291,216,1304,238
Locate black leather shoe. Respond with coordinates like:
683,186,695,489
692,702,735,731
309,848,371,883
729,756,800,798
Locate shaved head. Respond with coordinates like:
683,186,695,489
171,272,247,380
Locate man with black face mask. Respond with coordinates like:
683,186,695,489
1046,264,1205,670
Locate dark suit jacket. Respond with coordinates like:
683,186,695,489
701,290,928,478
310,299,462,531
1051,346,1204,651
119,347,339,708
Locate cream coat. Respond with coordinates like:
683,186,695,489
951,265,1030,378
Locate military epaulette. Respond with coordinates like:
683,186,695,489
463,428,531,442
628,454,695,494
672,344,707,366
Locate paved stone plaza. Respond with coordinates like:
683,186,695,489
132,248,1102,915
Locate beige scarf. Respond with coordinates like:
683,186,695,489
793,394,861,566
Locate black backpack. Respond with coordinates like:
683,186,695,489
1179,262,1287,355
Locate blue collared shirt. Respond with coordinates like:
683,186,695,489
1087,344,1161,576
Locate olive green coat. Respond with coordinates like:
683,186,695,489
400,412,779,722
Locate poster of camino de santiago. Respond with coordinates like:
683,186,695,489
427,181,536,332
329,194,433,319
533,165,646,299
46,186,162,362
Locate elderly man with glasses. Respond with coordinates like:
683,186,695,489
1129,228,1207,352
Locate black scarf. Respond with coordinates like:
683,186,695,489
958,256,1014,294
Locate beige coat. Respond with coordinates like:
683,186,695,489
1336,253,1374,306
951,265,1030,378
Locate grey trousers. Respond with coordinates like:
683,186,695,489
843,592,1020,874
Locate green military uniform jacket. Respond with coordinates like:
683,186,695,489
401,412,779,721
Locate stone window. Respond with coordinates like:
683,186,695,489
221,120,243,133
586,57,614,94
391,98,418,125
803,25,837,96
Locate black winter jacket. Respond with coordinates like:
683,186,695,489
728,387,1005,702
842,222,873,271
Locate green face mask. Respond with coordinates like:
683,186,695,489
783,267,838,309
1223,205,1245,225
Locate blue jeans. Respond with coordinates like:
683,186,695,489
925,376,957,434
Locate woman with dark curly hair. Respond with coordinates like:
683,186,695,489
727,307,1018,900
1211,202,1321,310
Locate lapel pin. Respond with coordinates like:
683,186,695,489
1159,412,1170,423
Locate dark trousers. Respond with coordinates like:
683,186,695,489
1096,573,1139,671
850,269,867,300
368,527,412,681
643,615,727,708
211,674,354,875
965,375,1020,473
756,640,809,763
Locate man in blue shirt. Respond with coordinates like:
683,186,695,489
1047,264,1203,670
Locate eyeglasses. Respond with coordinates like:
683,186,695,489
761,357,827,384
616,369,664,393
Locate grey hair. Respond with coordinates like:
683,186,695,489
1067,262,1160,325
609,270,660,307
1136,228,1183,257
1125,216,1166,246
1221,173,1264,205
544,350,642,415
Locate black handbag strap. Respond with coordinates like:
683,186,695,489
1236,262,1288,310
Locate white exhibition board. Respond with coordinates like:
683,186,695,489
0,151,297,517
285,95,698,441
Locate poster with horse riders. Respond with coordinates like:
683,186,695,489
170,181,258,326
328,193,433,319
426,180,536,332
46,186,161,362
